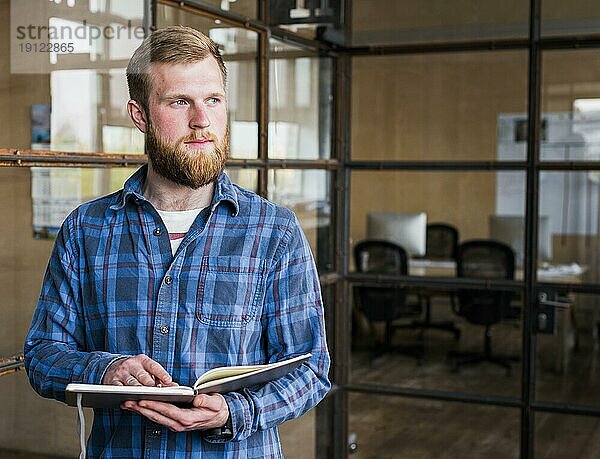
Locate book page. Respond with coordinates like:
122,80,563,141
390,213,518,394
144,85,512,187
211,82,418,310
65,383,197,408
66,383,195,396
192,353,312,389
194,364,267,386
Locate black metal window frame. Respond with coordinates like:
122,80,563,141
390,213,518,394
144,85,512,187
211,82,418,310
337,2,600,459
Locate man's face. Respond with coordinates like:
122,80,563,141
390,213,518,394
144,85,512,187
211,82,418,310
144,58,228,189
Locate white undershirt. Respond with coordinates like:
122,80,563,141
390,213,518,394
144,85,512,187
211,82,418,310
156,208,205,255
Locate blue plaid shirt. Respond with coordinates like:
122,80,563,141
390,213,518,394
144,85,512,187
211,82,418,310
24,166,330,458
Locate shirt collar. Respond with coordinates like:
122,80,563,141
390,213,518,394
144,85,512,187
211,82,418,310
110,165,240,216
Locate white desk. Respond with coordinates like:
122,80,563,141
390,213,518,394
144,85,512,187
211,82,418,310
409,259,585,284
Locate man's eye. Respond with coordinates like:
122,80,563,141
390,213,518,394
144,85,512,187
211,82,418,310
207,97,220,105
173,99,187,106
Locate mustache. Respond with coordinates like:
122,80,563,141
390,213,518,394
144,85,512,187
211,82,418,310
180,131,218,143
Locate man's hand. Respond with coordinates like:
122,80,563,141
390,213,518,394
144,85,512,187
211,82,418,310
103,354,174,387
122,393,230,432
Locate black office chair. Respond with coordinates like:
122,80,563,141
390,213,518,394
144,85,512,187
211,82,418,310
448,239,518,375
353,240,423,365
413,223,461,339
426,223,459,259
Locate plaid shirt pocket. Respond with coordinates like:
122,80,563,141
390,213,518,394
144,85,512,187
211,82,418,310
197,255,267,328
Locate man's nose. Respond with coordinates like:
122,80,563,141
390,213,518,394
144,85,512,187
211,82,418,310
189,105,211,129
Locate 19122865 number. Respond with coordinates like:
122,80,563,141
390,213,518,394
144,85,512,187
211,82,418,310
19,42,74,53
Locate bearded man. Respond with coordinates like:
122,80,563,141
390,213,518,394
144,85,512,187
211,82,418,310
24,26,330,458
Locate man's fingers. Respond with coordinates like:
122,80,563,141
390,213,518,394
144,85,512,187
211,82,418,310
104,355,174,387
125,402,184,432
133,370,156,386
125,376,143,386
122,398,228,432
192,393,223,411
140,356,173,385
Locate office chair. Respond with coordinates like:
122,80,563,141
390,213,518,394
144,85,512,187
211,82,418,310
448,239,518,375
413,223,461,339
426,223,459,259
353,240,423,365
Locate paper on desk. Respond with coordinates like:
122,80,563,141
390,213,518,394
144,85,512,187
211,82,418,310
538,263,583,277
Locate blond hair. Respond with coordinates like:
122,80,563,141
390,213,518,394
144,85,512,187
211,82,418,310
126,25,227,115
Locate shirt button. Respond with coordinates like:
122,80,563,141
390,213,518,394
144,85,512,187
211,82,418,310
152,428,161,436
160,326,169,334
164,275,172,285
153,228,162,236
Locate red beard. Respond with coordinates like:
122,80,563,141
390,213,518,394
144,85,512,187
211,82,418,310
145,124,229,189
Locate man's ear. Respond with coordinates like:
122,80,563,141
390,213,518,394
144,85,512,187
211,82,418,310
127,99,148,133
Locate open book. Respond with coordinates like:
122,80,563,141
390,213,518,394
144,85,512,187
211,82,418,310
65,353,311,408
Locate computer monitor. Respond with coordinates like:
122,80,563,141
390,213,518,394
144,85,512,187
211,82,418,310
489,215,553,266
366,212,427,257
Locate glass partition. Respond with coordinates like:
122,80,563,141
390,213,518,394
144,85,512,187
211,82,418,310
349,393,520,458
158,4,259,160
280,283,336,459
268,169,332,272
0,166,143,456
224,167,258,192
351,51,529,161
195,0,257,19
541,0,600,37
350,170,527,257
31,167,137,238
536,292,600,406
8,0,145,154
541,50,600,162
351,0,529,46
535,412,600,458
350,170,525,396
269,39,332,160
535,167,600,407
537,172,600,280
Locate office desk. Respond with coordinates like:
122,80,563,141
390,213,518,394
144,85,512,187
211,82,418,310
409,259,585,283
408,259,586,372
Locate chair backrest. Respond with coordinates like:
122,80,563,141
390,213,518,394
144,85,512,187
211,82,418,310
455,240,515,325
353,240,409,322
426,223,459,259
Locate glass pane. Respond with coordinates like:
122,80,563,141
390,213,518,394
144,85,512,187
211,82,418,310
281,283,334,459
31,167,137,238
9,1,146,154
350,171,527,262
542,0,600,37
224,167,258,192
541,50,600,162
268,2,332,40
351,0,529,46
535,412,600,457
534,170,599,407
268,170,332,272
195,0,257,19
538,172,600,276
280,401,316,459
349,393,520,458
536,165,600,403
321,284,335,365
350,170,525,396
0,166,144,456
537,292,600,405
269,39,332,160
351,51,529,161
158,4,259,159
